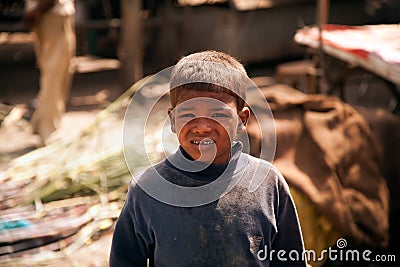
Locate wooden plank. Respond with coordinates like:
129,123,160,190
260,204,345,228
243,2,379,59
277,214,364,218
120,0,143,90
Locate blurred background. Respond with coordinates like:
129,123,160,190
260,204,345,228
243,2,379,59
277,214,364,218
1,0,400,101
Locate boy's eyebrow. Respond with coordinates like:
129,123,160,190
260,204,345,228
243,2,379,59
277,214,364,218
210,106,231,111
176,106,231,112
176,106,194,112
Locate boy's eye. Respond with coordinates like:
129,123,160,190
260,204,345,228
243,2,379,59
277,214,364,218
211,113,229,118
178,113,195,118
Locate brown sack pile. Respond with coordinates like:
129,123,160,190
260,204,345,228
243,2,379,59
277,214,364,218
247,83,389,247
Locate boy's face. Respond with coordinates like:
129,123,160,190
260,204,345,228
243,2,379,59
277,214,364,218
168,90,249,165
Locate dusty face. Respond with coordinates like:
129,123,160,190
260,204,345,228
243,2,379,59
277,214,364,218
168,91,249,165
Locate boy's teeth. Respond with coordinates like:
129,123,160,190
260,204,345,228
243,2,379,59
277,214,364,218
192,139,214,145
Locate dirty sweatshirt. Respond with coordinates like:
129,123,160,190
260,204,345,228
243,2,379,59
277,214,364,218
110,142,306,267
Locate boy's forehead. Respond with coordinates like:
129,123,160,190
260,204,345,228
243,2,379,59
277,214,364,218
175,90,237,106
176,98,233,111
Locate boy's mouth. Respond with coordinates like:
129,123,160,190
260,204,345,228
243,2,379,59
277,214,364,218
190,138,215,145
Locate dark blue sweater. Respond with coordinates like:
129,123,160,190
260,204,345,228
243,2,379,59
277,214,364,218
110,143,306,267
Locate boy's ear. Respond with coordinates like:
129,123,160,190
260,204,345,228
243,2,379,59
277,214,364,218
168,107,176,133
237,107,250,134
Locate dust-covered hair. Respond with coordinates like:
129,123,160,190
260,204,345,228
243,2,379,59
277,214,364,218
170,50,248,110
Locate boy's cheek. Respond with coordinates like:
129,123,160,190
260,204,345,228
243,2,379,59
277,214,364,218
173,118,237,136
174,121,187,133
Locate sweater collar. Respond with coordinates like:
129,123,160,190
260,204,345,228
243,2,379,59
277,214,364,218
166,142,243,182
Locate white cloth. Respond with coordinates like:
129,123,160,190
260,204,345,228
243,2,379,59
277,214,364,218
28,1,76,143
25,0,75,16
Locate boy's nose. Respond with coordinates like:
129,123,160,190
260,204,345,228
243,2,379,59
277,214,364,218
192,118,212,134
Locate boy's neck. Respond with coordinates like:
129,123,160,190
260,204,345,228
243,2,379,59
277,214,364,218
179,146,231,165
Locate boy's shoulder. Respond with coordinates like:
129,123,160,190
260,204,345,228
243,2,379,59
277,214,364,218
132,152,282,179
245,153,281,177
125,160,172,205
128,160,171,189
239,153,289,193
127,152,290,201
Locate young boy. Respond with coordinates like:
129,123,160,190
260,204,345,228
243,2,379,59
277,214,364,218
110,51,306,266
